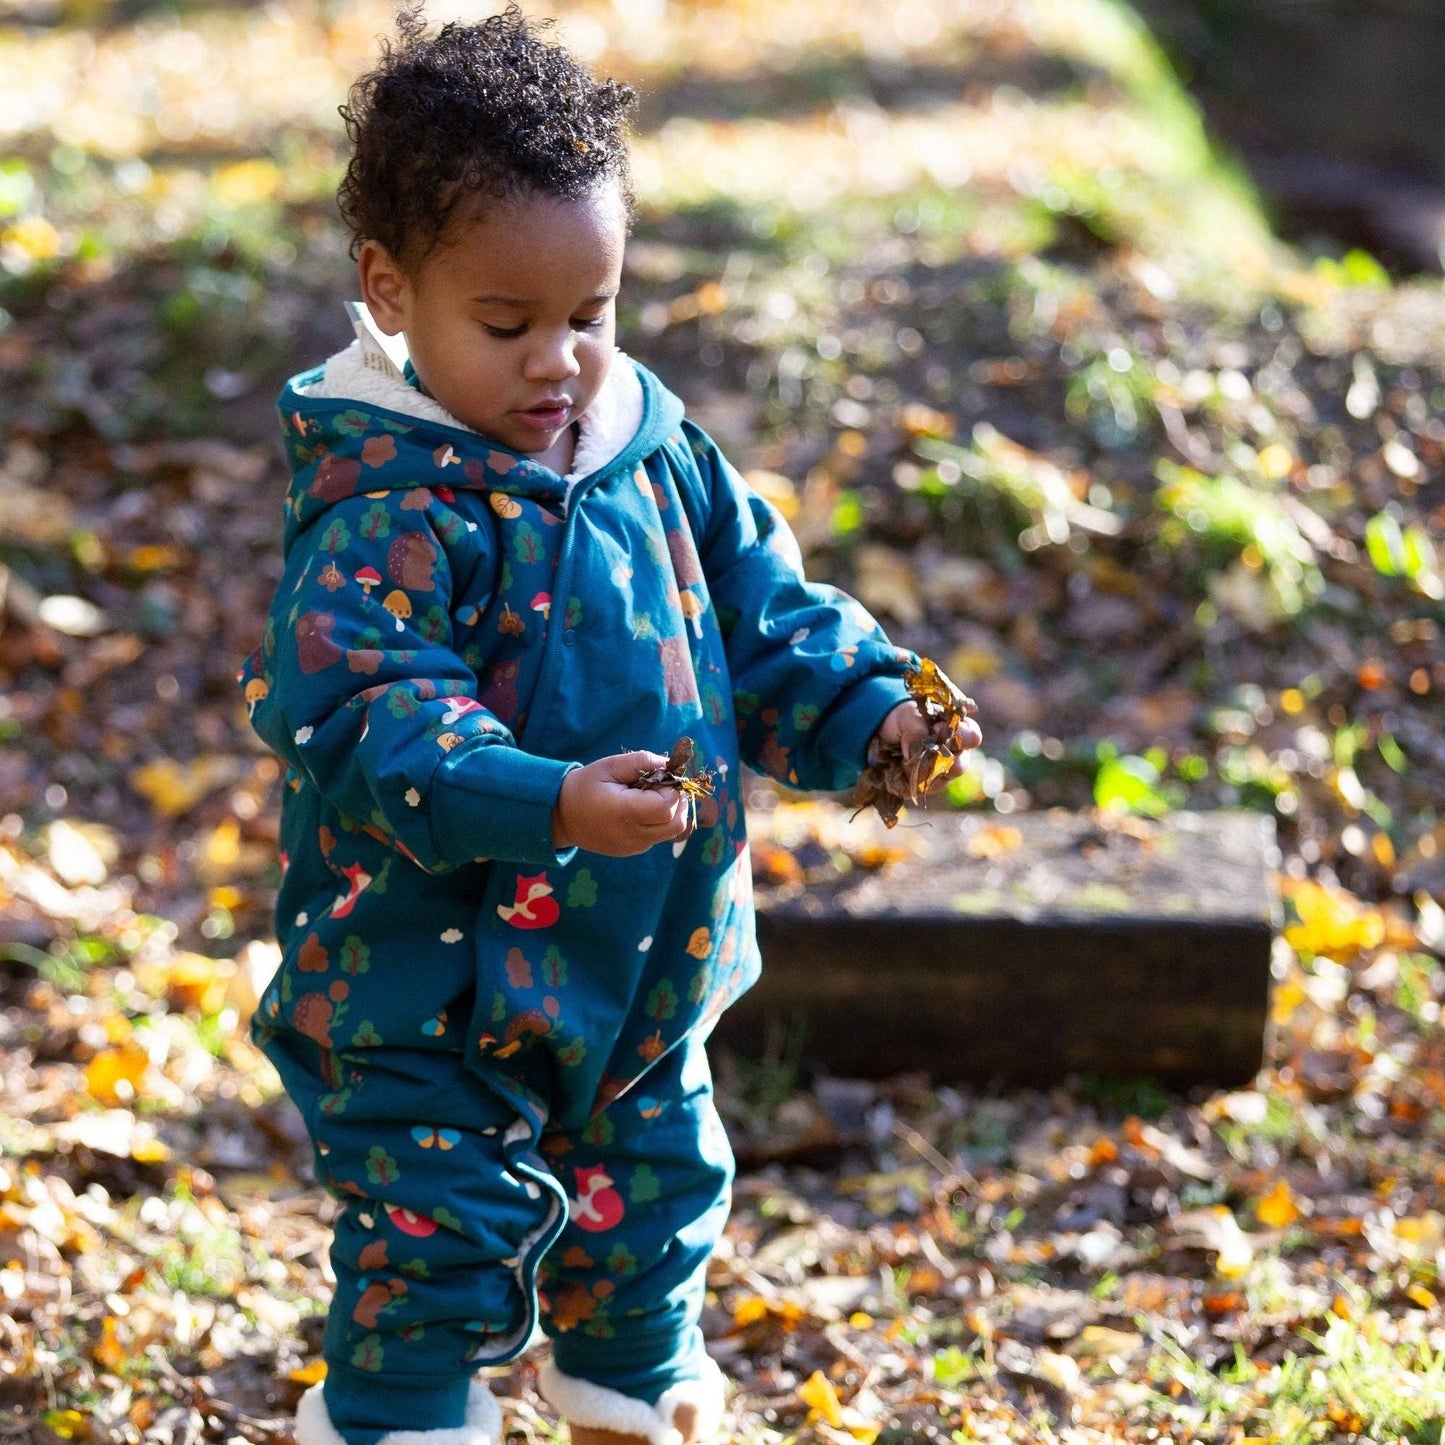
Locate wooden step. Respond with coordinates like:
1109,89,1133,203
713,806,1279,1088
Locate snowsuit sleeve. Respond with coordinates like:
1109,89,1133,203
682,423,917,792
242,493,577,871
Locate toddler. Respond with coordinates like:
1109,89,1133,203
239,9,981,1445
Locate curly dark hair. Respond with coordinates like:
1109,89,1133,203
337,4,637,265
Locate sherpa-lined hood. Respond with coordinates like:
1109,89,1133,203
274,307,682,552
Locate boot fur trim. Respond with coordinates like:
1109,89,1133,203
537,1357,725,1445
294,1378,503,1445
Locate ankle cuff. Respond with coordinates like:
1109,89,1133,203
295,1378,502,1445
536,1357,725,1445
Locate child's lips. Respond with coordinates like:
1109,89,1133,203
516,401,572,432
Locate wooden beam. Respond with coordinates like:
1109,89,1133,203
713,808,1279,1087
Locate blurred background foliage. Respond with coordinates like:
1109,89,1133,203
2,5,1445,1440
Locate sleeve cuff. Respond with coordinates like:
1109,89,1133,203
811,671,915,788
428,741,581,868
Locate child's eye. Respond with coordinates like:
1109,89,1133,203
573,315,607,331
483,323,527,340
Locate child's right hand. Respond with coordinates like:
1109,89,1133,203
552,751,695,856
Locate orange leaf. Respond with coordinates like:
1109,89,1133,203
1256,1180,1301,1229
84,1044,150,1106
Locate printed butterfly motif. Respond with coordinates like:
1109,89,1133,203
411,1126,461,1150
421,1010,448,1037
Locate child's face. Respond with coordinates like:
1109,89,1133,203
360,182,627,462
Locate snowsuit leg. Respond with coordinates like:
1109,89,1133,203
263,1028,567,1445
536,1029,733,1406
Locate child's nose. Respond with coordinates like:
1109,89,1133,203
523,330,582,382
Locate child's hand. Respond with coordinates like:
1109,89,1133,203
874,699,983,792
553,751,695,856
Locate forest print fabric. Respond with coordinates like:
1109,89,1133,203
239,355,916,1399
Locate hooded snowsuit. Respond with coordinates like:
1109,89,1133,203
241,338,916,1435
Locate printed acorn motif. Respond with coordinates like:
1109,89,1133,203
568,1164,625,1233
295,612,343,674
309,452,361,502
497,872,559,929
387,532,438,591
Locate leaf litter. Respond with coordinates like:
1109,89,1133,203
0,1,1443,1442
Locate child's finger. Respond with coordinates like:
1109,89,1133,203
605,748,669,783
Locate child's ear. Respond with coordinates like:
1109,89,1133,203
357,240,409,334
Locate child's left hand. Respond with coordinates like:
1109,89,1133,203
873,698,983,793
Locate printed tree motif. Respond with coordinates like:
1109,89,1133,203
556,1036,587,1069
398,1257,431,1280
644,980,679,1023
387,687,420,720
605,1243,638,1277
542,944,568,987
360,503,392,541
702,830,725,867
435,511,466,546
687,964,710,1005
351,1021,383,1047
366,1146,400,1187
432,1205,463,1232
565,596,583,629
319,1087,352,1118
351,1335,385,1372
418,605,448,644
369,856,393,896
500,558,514,592
792,701,820,734
566,870,598,908
581,1114,614,1149
340,936,371,976
629,1164,661,1204
702,684,726,726
335,409,370,437
513,523,542,565
320,518,351,554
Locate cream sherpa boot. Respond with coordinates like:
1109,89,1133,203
536,1356,726,1445
293,1378,503,1445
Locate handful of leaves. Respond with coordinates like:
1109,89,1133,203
853,658,978,828
632,736,716,801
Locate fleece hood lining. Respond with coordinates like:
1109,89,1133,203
301,304,645,487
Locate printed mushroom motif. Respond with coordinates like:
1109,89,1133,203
245,677,269,716
356,566,382,599
531,591,552,621
679,592,704,639
382,589,412,631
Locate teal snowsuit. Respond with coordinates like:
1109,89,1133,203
241,356,915,1432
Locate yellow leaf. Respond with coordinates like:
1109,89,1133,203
4,216,63,262
128,755,241,819
799,1370,845,1428
966,824,1023,860
1407,1283,1437,1310
42,1410,88,1441
84,1044,150,1106
289,1359,328,1385
93,1315,127,1371
1283,880,1385,961
1256,1180,1300,1230
213,158,282,207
